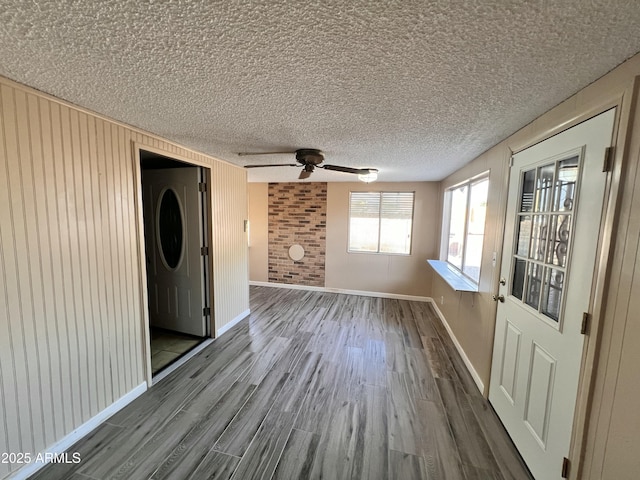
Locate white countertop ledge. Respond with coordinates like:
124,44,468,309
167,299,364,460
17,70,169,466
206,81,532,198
427,260,479,293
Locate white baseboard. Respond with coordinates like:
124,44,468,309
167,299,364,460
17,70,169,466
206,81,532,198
249,280,432,303
429,301,485,395
11,382,147,480
216,308,251,336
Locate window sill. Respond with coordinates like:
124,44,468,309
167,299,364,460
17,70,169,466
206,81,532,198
427,260,479,293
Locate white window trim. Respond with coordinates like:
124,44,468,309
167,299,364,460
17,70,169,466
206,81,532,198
348,191,415,256
441,171,490,284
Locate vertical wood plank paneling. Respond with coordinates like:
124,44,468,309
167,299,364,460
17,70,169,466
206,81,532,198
106,122,120,396
0,75,249,479
43,102,74,432
0,111,7,460
76,111,97,418
29,95,64,444
114,124,128,395
82,113,103,415
92,117,109,412
113,124,128,394
68,108,92,423
0,216,7,473
0,85,24,466
127,129,141,389
2,85,36,455
37,97,64,440
89,113,108,410
117,124,131,395
211,162,249,333
101,122,122,401
24,92,56,448
121,126,141,391
86,115,104,407
15,89,48,452
59,103,86,427
121,127,135,390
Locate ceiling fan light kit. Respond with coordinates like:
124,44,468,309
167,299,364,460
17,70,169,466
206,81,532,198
358,169,378,183
240,148,378,182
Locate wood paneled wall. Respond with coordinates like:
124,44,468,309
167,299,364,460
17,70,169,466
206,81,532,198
210,160,249,334
0,76,248,479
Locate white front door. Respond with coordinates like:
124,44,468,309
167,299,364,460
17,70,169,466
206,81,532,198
142,167,207,337
489,109,615,480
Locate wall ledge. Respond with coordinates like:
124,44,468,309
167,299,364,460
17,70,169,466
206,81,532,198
249,280,432,302
427,260,479,292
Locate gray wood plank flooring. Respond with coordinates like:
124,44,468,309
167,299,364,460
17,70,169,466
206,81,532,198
30,286,533,480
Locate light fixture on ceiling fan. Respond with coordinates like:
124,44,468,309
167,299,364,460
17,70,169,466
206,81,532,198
358,170,378,183
239,148,378,182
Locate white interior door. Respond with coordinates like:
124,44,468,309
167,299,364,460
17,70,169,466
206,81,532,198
142,167,206,337
489,109,615,480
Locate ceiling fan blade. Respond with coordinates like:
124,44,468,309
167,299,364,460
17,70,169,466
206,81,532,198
299,168,312,179
244,163,298,169
238,151,296,156
322,164,371,175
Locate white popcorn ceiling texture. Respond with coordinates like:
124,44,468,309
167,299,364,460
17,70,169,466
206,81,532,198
1,1,639,182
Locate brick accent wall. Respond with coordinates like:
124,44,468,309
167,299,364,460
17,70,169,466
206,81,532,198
268,182,327,286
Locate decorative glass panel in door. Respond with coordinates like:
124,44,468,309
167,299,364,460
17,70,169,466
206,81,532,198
158,188,184,270
510,153,580,326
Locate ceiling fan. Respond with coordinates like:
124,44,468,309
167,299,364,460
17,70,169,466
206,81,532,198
239,148,378,180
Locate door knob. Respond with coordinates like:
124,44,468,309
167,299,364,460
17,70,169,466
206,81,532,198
493,294,505,303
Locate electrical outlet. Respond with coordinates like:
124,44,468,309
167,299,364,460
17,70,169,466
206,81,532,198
440,296,444,305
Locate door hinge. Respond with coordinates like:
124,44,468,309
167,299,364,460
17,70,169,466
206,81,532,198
581,312,591,335
561,456,570,478
203,307,211,316
509,155,515,167
603,146,614,172
198,182,207,192
201,246,209,256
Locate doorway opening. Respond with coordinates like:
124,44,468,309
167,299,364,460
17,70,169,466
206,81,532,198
139,149,212,376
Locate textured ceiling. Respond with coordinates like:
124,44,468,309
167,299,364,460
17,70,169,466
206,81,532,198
1,1,640,182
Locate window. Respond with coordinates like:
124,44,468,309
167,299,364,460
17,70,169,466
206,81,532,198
349,191,415,254
444,175,489,284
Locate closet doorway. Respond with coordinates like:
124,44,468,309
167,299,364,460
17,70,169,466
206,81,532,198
139,149,212,376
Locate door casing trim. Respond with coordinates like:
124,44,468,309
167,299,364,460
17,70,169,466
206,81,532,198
492,79,639,480
131,142,215,386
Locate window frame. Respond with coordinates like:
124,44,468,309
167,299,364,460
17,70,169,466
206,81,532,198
348,191,415,255
441,172,490,284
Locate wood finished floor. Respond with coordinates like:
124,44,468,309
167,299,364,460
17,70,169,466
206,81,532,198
31,286,533,480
